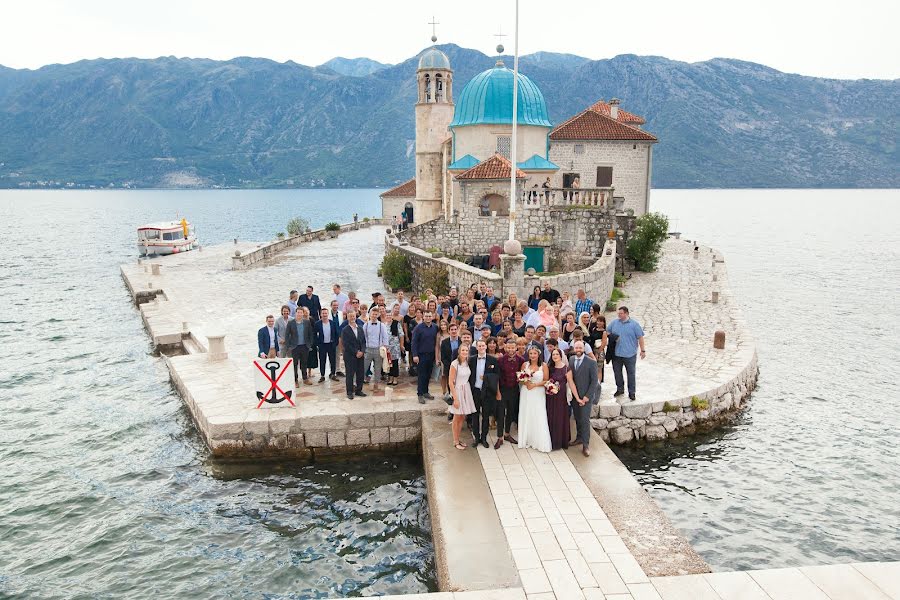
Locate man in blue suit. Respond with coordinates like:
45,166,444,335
257,314,279,358
315,308,339,382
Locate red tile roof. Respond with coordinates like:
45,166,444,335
588,100,645,124
455,154,526,180
549,110,658,142
380,177,416,198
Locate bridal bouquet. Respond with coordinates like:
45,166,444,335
516,370,531,383
544,380,560,395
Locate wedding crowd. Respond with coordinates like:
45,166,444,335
256,282,645,457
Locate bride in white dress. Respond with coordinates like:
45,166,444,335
517,347,552,453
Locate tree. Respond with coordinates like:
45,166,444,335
286,217,310,236
626,212,669,272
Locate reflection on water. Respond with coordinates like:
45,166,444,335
614,189,900,571
0,189,434,599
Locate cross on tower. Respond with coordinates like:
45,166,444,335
429,16,440,42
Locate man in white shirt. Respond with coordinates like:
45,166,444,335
332,284,349,316
287,290,299,318
544,326,570,361
472,313,486,341
392,290,410,318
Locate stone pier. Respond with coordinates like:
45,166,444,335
121,226,898,600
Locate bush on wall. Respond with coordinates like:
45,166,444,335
380,251,412,291
627,212,669,272
420,263,449,296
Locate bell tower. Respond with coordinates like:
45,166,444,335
413,24,454,224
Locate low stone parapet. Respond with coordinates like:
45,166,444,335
233,219,384,270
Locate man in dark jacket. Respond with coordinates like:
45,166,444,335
315,308,339,382
410,311,438,404
439,322,461,402
468,339,500,448
340,310,367,399
286,309,315,386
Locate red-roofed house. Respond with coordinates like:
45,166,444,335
380,178,416,225
549,98,657,215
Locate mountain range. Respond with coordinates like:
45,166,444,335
0,44,896,189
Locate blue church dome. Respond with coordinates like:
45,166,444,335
418,48,451,70
450,63,552,128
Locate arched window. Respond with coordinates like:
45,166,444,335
424,75,431,103
435,74,443,102
479,193,508,217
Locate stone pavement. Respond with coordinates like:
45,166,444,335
362,561,900,600
591,238,758,444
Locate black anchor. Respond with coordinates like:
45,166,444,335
256,360,293,404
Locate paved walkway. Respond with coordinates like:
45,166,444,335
591,238,757,442
366,561,900,599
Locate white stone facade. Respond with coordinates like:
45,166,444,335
549,140,654,216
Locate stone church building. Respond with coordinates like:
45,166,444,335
381,46,657,272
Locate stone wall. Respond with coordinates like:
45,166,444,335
592,351,759,444
396,206,622,271
384,235,502,295
549,140,653,216
231,220,382,270
524,239,617,308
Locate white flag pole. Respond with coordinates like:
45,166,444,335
508,0,519,242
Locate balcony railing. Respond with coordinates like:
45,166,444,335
519,187,613,208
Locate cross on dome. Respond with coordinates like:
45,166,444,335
494,26,506,55
429,16,440,43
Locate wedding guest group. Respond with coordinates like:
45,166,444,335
254,280,645,457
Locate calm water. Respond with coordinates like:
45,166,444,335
1,190,898,597
0,190,435,599
616,189,900,571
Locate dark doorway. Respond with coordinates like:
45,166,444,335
404,202,414,224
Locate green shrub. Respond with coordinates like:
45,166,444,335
324,222,341,232
605,300,617,312
627,212,670,272
691,396,709,411
420,263,449,296
662,401,680,412
381,251,412,291
287,217,310,236
276,232,285,239
362,216,370,223
610,288,626,304
614,273,626,287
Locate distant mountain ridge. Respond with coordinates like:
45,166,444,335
0,44,896,189
319,56,392,77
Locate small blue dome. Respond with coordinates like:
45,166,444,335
418,48,451,70
450,64,552,128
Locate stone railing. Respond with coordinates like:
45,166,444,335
232,219,383,270
384,235,502,294
525,239,617,308
520,187,613,209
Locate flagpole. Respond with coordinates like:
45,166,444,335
508,0,519,243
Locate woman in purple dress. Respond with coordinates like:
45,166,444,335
546,348,571,450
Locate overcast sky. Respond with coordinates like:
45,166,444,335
1,0,897,79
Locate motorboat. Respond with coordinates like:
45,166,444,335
137,219,198,256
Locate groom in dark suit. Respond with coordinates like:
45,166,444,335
566,340,600,457
468,339,500,448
